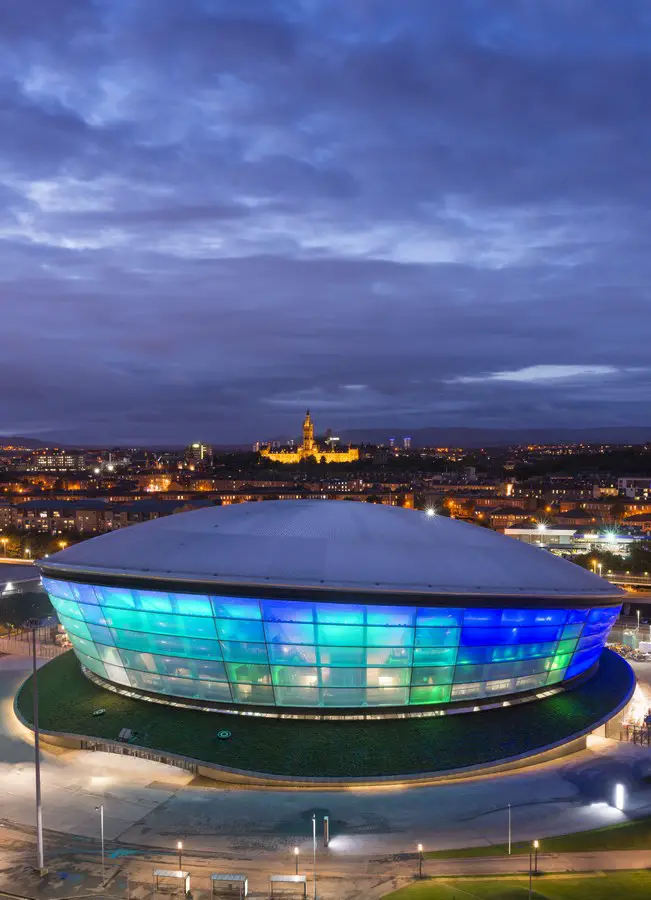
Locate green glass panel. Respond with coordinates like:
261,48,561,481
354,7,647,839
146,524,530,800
366,607,415,627
557,638,578,655
75,649,108,680
409,684,452,704
226,662,271,685
550,652,572,671
410,666,454,686
271,665,319,686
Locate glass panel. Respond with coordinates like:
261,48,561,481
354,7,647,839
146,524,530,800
365,687,409,706
262,601,314,623
321,667,365,687
220,641,269,663
273,685,320,706
95,644,124,667
410,666,454,685
463,609,502,626
413,646,457,666
94,586,137,609
416,608,463,626
365,668,410,687
172,594,213,617
271,666,319,686
196,681,233,702
88,623,114,645
415,627,460,647
50,596,84,620
211,597,261,619
230,683,274,705
562,623,583,640
315,623,363,646
75,649,108,679
58,613,92,640
69,582,100,605
366,626,413,647
410,684,452,704
366,647,413,666
318,645,365,666
314,604,364,625
450,682,484,700
268,644,317,665
216,619,266,643
265,622,316,645
136,591,172,613
366,606,415,626
322,687,366,706
225,662,271,684
42,577,74,600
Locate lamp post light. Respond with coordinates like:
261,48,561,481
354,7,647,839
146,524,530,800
95,804,105,885
417,844,424,879
312,814,317,900
508,804,512,855
533,839,539,874
637,609,641,632
294,846,299,875
25,619,46,876
177,841,183,872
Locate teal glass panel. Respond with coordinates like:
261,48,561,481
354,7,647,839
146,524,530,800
322,687,366,706
217,618,265,643
118,649,159,672
410,666,454,686
316,623,365,646
366,647,412,666
366,668,411,687
546,667,568,685
273,685,320,706
230,683,274,705
127,669,168,693
314,604,364,625
321,667,365,687
95,643,124,668
557,638,578,655
268,644,317,665
220,641,269,663
366,626,413,647
211,597,261,619
196,681,233,702
74,649,108,679
366,686,409,706
172,594,213,617
366,607,415,626
318,645,365,666
415,627,459,647
88,623,114,645
77,603,108,626
263,601,314,623
413,646,457,666
50,596,85,621
57,612,92,640
69,583,100,605
68,633,100,659
265,622,316,645
225,662,271,685
111,628,221,659
410,684,451,704
102,608,218,640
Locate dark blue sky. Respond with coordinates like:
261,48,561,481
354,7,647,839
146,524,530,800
2,0,651,444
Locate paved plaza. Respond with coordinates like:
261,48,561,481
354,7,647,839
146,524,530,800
1,654,651,897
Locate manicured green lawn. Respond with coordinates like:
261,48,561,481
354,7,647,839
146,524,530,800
384,871,651,900
15,648,632,778
427,816,651,859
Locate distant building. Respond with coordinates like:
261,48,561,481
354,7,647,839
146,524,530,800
403,436,412,450
32,451,85,471
184,442,213,466
259,411,359,465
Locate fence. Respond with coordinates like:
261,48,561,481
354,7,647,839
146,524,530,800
0,617,68,658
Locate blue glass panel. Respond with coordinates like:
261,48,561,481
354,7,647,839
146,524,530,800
588,606,620,625
42,577,73,600
88,623,114,645
463,609,503,627
562,623,583,640
263,601,314,623
501,609,567,627
216,619,266,643
136,591,172,613
451,682,484,700
69,583,100,605
77,603,109,626
94,586,137,609
566,609,589,624
456,646,492,665
266,622,316,645
565,648,601,680
211,597,261,619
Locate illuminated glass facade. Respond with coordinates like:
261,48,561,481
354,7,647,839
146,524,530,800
42,576,620,709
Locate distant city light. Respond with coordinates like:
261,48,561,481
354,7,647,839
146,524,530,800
614,783,626,811
425,508,436,518
537,522,547,532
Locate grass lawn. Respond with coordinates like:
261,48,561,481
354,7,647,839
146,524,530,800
384,871,651,900
15,648,632,779
426,816,651,859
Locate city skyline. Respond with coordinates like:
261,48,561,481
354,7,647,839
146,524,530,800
2,1,651,443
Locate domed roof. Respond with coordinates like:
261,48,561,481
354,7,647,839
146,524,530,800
39,500,623,601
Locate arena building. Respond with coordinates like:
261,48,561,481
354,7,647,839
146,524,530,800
38,500,623,715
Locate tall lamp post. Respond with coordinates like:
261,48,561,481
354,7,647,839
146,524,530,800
26,619,46,876
294,846,299,875
312,814,317,900
95,804,105,885
417,844,424,879
177,841,183,872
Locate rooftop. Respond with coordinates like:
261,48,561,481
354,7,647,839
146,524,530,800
40,499,623,600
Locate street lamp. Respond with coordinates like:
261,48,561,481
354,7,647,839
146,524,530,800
25,547,31,559
417,843,424,879
0,537,7,557
25,619,46,875
95,804,105,885
177,840,183,872
294,846,299,875
529,839,539,898
533,839,539,874
637,609,641,632
312,814,317,900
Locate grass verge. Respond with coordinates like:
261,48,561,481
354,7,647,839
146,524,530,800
16,648,632,778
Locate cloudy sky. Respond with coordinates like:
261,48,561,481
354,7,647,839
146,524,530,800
2,0,651,444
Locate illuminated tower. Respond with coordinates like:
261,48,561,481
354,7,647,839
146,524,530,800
302,410,316,453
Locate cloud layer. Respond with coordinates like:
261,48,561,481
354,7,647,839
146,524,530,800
2,0,651,443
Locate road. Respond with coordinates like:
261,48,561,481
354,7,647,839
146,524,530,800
1,654,651,898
